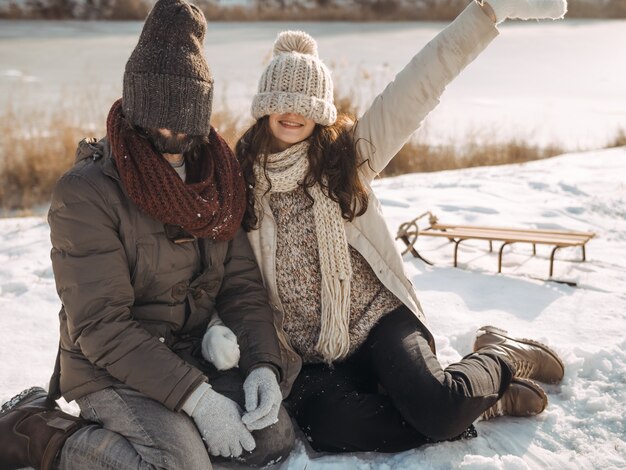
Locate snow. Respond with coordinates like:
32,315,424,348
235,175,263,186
1,10,625,468
1,147,625,469
1,19,625,149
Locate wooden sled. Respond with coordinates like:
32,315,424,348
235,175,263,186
397,212,595,284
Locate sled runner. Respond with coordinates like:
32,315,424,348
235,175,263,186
397,212,595,281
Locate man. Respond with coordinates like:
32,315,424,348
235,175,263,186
0,0,294,468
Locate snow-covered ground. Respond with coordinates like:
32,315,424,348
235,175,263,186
1,19,625,150
1,147,625,469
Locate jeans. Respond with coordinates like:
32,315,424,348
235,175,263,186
286,305,514,453
60,370,294,469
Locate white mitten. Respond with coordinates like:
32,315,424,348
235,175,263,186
202,324,240,370
485,0,567,23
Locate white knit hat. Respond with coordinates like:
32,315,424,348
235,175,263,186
251,30,337,126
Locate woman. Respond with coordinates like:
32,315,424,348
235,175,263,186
210,0,567,453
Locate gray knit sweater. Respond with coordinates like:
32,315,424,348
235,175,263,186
270,187,402,364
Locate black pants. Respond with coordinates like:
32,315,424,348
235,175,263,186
285,306,514,453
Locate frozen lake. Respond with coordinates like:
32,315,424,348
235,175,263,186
1,18,625,149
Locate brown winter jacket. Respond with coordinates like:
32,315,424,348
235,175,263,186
48,137,284,411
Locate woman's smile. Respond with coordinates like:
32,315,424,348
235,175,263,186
279,119,304,128
269,113,316,151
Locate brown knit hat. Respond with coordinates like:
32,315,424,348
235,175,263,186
123,0,213,136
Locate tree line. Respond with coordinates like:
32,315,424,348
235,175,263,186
1,0,624,20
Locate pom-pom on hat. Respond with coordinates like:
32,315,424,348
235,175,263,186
251,30,336,126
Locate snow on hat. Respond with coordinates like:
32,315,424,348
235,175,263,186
251,30,336,126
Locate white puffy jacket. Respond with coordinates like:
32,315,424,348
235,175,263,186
248,1,499,395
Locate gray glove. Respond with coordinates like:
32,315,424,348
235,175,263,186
182,383,255,457
241,366,283,431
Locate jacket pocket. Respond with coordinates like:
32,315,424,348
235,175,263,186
130,242,152,298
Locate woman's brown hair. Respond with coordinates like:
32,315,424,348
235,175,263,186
236,113,370,231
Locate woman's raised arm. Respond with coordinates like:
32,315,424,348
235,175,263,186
355,0,566,182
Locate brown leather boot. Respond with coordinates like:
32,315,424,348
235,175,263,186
473,326,565,384
481,377,548,421
0,387,84,470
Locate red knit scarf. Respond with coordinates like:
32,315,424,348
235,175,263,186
106,99,245,241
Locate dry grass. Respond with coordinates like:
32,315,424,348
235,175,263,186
200,2,466,22
380,138,565,177
0,0,151,20
0,100,105,211
0,95,250,212
0,0,467,21
567,0,626,19
210,103,254,150
608,128,626,148
333,83,565,176
2,0,626,20
202,0,626,21
0,85,620,212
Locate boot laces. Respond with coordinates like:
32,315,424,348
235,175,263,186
0,387,44,414
481,399,504,421
513,360,535,379
1,389,31,413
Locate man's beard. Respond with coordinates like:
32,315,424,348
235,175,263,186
146,129,203,155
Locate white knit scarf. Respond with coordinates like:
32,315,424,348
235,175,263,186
254,141,352,363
